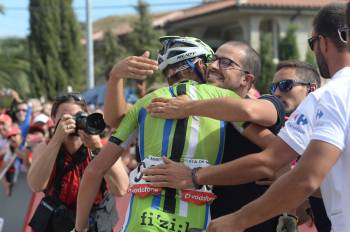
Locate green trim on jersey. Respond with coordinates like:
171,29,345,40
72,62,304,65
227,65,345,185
113,80,241,231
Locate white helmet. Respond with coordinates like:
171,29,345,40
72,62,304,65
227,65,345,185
157,36,214,72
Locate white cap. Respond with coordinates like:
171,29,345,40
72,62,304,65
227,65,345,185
33,114,49,124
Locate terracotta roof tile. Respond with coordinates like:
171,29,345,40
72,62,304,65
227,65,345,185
246,0,348,8
167,0,348,23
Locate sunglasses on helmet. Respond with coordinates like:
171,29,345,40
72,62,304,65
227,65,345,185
270,79,310,94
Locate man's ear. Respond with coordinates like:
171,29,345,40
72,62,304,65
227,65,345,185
242,73,255,88
319,35,328,54
195,59,207,79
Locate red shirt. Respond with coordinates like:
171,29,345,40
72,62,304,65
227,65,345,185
46,146,104,210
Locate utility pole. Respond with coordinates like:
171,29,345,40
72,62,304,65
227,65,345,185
86,0,94,89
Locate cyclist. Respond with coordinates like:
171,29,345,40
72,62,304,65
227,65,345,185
74,36,243,232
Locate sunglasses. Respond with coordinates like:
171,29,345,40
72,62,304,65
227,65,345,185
270,79,311,94
307,36,320,51
210,55,249,74
54,92,85,103
16,108,27,113
338,27,350,44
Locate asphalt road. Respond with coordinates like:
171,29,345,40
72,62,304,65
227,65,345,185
0,173,32,232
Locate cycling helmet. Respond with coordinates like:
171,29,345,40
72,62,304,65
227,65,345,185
157,36,214,72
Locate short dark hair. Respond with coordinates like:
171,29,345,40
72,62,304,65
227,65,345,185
346,2,350,28
313,3,347,51
276,60,321,88
225,41,261,81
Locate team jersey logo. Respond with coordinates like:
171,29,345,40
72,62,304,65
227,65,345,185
296,114,308,125
285,112,309,135
316,110,324,120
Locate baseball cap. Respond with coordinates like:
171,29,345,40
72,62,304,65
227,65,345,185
0,114,12,126
6,127,21,138
33,114,49,124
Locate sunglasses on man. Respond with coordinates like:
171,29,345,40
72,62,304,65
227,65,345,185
338,27,350,44
270,79,311,94
307,36,320,51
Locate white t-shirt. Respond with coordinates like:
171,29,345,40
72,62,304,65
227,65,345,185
278,67,350,232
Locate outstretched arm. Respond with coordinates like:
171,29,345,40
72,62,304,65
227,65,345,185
206,140,341,232
75,142,124,231
148,96,278,127
143,137,297,189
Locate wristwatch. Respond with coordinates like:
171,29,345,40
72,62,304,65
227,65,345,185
191,167,203,189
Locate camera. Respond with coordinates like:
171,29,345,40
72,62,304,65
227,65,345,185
74,111,106,135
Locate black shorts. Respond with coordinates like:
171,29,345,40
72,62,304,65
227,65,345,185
5,170,15,183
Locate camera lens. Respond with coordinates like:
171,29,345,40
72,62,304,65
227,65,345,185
74,112,106,135
85,113,106,135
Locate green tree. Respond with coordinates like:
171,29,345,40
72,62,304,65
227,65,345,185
0,38,31,97
126,0,164,84
257,33,276,93
94,30,127,84
59,0,85,90
28,0,85,99
278,24,300,61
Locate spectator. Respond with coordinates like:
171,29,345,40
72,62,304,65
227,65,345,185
42,102,52,117
1,126,22,196
27,92,128,232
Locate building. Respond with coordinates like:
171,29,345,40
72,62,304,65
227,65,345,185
94,0,347,62
154,0,347,61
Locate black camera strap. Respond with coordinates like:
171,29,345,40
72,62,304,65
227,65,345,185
51,145,88,200
49,145,107,204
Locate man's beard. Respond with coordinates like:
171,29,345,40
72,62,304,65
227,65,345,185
316,50,331,79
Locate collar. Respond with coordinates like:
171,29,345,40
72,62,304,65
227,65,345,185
331,66,350,81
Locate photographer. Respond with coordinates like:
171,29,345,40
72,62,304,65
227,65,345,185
27,93,128,232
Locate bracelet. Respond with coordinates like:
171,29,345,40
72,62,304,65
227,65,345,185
191,167,203,190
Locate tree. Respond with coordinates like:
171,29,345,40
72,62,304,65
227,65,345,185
28,0,85,100
94,30,126,84
257,33,276,93
278,24,300,61
0,38,31,97
59,0,85,90
126,0,164,84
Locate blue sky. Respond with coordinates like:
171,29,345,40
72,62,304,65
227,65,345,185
0,0,201,38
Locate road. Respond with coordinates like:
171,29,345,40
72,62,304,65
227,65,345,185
0,173,32,232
